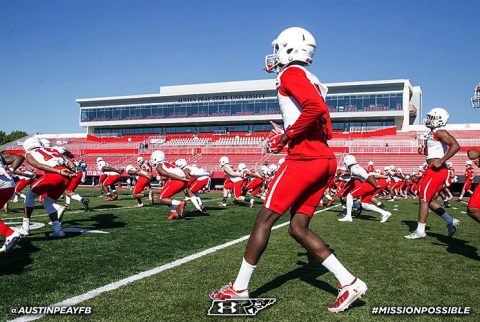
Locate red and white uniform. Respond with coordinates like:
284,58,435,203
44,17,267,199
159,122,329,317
445,168,455,187
463,166,475,191
66,159,83,192
186,165,210,193
347,164,377,202
158,162,187,199
15,166,35,193
265,65,336,217
0,156,16,207
468,169,480,209
132,162,152,195
418,129,449,202
98,160,121,186
28,147,71,200
222,164,245,198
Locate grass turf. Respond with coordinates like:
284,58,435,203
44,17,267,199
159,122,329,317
1,189,479,321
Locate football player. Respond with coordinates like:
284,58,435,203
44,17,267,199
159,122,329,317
97,158,123,201
210,27,366,313
126,157,153,208
56,147,89,211
218,157,254,207
466,148,480,223
150,151,189,219
338,155,392,223
405,108,460,239
18,138,76,237
458,160,475,201
0,151,24,252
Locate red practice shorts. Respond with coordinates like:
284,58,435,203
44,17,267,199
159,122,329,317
99,174,107,185
418,166,448,202
463,178,473,191
103,174,122,186
188,177,210,193
0,187,15,208
133,176,151,195
30,167,71,200
467,184,480,208
264,158,336,217
224,179,245,198
246,178,263,195
66,171,83,192
15,178,32,193
158,179,188,199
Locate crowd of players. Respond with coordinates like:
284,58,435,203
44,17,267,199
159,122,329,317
2,26,480,314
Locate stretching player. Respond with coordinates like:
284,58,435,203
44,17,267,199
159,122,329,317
175,158,203,212
338,155,392,223
0,151,24,252
150,151,188,220
465,149,480,223
405,108,460,239
126,160,153,208
210,27,366,312
56,147,89,211
18,138,76,237
97,159,123,201
458,161,475,201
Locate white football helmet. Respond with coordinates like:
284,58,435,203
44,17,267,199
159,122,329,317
38,138,52,148
425,107,449,129
384,166,391,171
446,162,453,168
125,164,136,173
343,154,357,167
137,156,144,165
368,161,374,166
397,168,403,173
278,158,285,166
175,158,187,169
260,165,269,176
22,137,42,152
96,157,103,163
238,163,247,171
466,160,473,166
219,156,229,166
150,150,165,166
265,27,316,73
55,146,67,154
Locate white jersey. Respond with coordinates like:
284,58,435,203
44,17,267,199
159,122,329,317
97,160,117,176
185,165,210,180
350,164,369,181
276,65,328,129
160,162,185,178
222,164,243,183
424,129,448,160
0,156,15,189
29,147,65,168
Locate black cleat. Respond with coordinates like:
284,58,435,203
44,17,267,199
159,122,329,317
81,197,90,211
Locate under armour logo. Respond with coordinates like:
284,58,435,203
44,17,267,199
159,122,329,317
208,298,276,316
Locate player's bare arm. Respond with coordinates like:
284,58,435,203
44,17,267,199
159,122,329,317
1,151,25,170
433,129,460,167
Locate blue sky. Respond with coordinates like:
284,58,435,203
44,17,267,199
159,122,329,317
0,0,478,134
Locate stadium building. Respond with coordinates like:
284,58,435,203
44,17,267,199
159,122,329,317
77,79,422,135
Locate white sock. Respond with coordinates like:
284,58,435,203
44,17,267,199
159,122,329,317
417,222,426,234
361,203,388,216
23,218,30,230
53,203,62,212
171,200,180,206
346,194,353,218
325,194,333,201
71,193,82,202
322,254,355,287
189,196,202,211
196,196,203,206
233,258,256,290
20,193,26,199
65,195,71,205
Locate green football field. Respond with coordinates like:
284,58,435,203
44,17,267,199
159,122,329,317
1,188,479,322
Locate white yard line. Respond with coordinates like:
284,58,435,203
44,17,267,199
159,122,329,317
9,204,339,322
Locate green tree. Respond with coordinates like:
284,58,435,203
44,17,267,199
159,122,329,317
0,130,28,145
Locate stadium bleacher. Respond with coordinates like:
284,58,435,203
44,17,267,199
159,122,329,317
5,127,480,177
